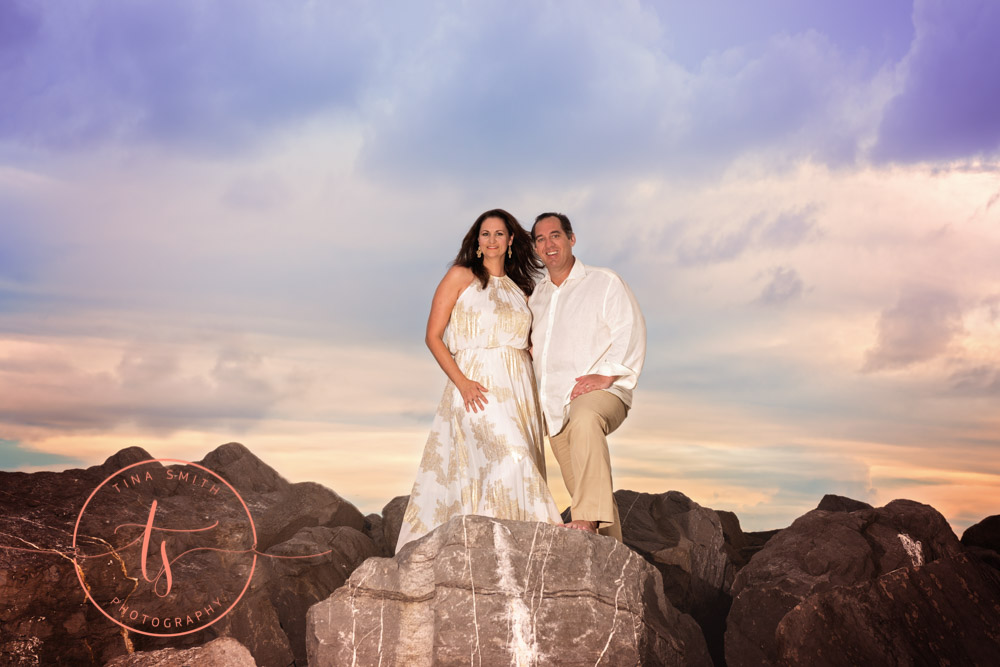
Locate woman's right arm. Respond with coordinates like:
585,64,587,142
426,266,489,413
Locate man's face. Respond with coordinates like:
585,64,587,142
533,216,575,275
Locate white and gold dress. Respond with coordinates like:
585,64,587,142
396,275,562,551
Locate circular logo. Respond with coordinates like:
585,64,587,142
73,459,257,637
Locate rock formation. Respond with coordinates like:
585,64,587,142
724,498,1000,666
380,494,409,556
775,551,1000,665
4,443,1000,666
104,636,255,666
815,493,873,513
615,489,737,666
306,514,713,666
0,443,373,666
715,509,779,570
963,514,1000,570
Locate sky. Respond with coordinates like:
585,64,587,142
2,0,999,532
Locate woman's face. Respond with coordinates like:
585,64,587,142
478,216,513,259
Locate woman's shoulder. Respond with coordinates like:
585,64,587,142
438,265,477,295
443,265,475,284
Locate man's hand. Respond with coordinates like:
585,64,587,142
570,374,615,400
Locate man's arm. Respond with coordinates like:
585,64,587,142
593,274,646,389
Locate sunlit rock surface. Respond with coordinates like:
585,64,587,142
307,514,712,666
105,636,255,666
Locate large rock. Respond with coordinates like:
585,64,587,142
306,515,712,666
261,525,379,665
815,494,873,513
1,459,139,665
616,490,735,665
962,514,1000,570
251,480,366,552
775,551,1000,665
715,510,780,570
380,494,409,555
725,498,965,666
963,515,1000,551
363,512,389,557
0,443,372,666
105,636,256,666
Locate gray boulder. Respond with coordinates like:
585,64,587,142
306,514,712,666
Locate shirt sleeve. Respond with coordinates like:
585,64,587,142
593,275,646,391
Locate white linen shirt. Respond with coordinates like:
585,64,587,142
529,259,646,436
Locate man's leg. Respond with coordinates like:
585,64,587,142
548,390,628,541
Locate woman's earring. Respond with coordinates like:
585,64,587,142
508,246,513,258
476,247,482,258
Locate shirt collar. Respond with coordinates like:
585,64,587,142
540,257,586,286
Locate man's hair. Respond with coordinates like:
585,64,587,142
531,212,573,239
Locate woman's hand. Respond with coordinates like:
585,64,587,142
457,378,489,413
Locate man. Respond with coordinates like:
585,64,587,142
529,212,646,541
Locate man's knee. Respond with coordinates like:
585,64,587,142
566,405,606,435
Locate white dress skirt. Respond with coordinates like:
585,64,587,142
396,274,562,551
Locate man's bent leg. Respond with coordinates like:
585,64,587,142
548,390,627,541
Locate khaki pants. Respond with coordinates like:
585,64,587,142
549,390,628,542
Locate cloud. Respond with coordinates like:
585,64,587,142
676,216,763,266
759,206,823,247
358,5,900,186
949,365,1000,395
0,0,379,152
674,206,821,266
756,266,805,305
0,340,288,434
613,440,878,530
873,0,1000,162
984,295,1000,323
6,0,986,181
222,172,291,212
863,286,964,371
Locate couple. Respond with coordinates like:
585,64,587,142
395,209,646,551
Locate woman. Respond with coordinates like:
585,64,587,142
395,209,562,552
